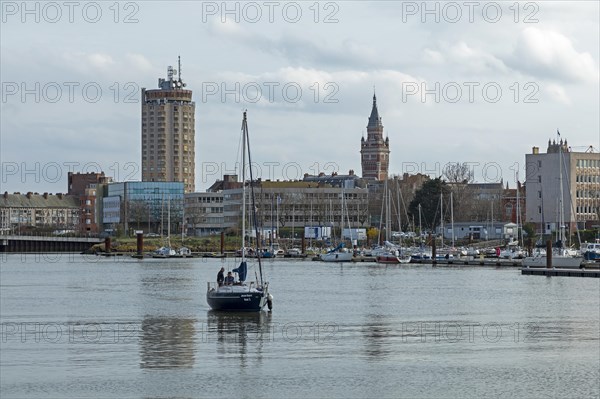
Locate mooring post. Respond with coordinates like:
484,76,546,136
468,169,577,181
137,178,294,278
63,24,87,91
546,240,552,268
220,231,225,255
431,234,437,265
137,232,143,256
104,237,111,253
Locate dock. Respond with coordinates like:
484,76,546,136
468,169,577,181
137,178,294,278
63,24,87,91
416,258,522,267
521,267,600,278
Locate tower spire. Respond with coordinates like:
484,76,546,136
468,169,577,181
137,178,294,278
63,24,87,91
368,90,381,128
361,91,389,181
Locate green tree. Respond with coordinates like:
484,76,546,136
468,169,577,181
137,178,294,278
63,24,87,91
408,178,450,231
522,222,536,239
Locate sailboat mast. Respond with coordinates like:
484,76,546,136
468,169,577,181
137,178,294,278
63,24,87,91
340,191,344,243
241,116,247,264
378,180,386,244
396,184,402,237
558,138,565,246
440,190,444,247
450,191,454,248
244,111,263,286
516,172,523,247
418,203,422,239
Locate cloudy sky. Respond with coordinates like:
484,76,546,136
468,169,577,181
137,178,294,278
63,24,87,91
1,1,599,193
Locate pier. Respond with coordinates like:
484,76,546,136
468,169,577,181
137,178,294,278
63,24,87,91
0,235,102,253
521,267,600,278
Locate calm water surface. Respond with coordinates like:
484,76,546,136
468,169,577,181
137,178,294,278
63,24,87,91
1,254,599,398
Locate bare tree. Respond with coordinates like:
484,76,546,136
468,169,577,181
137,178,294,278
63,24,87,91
443,163,475,183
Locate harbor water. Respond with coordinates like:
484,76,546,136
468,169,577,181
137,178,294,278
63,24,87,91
1,254,599,398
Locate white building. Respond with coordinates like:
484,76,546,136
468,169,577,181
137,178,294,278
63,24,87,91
525,139,600,232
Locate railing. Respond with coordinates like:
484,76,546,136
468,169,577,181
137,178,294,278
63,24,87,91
207,281,257,291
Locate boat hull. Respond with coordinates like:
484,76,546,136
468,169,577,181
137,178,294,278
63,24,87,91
320,252,353,262
584,251,600,261
206,287,266,312
376,255,400,264
522,255,583,269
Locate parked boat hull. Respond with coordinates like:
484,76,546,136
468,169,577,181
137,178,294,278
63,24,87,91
320,252,353,262
522,255,583,269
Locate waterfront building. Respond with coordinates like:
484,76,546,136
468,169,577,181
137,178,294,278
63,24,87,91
501,182,526,224
101,181,184,236
302,170,367,188
141,57,195,193
0,192,79,234
215,177,369,239
68,172,113,234
438,221,510,241
360,93,390,181
184,192,224,237
367,173,429,230
525,139,600,232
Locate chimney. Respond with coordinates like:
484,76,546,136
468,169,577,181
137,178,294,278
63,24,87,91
532,146,539,154
349,169,354,176
43,193,48,199
57,193,63,199
26,192,32,199
3,191,7,199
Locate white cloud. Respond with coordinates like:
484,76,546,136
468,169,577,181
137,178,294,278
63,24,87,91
544,84,571,105
511,27,599,83
87,53,115,70
423,49,444,65
126,54,153,73
447,41,509,74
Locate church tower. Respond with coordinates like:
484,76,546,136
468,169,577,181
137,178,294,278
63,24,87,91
360,93,390,181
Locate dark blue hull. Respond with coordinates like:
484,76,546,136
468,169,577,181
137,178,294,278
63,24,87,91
206,290,265,312
584,251,600,261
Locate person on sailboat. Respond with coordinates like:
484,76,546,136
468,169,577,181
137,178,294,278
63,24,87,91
217,267,225,286
224,271,235,285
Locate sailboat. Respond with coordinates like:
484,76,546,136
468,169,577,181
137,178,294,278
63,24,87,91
523,136,582,269
152,194,177,258
320,189,353,262
376,181,410,264
206,111,273,311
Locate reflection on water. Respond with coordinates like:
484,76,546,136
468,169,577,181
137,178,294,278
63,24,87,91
362,314,393,360
139,317,196,369
206,311,271,368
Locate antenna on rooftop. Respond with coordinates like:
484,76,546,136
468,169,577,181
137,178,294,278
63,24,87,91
178,55,182,82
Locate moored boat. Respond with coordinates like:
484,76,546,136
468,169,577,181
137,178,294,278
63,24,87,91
581,242,600,261
320,244,353,262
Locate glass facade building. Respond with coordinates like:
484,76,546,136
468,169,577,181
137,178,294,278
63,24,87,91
103,181,184,236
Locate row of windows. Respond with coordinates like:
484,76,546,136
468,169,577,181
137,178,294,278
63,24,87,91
576,190,599,198
192,197,223,203
576,206,598,214
575,174,600,183
576,159,599,168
